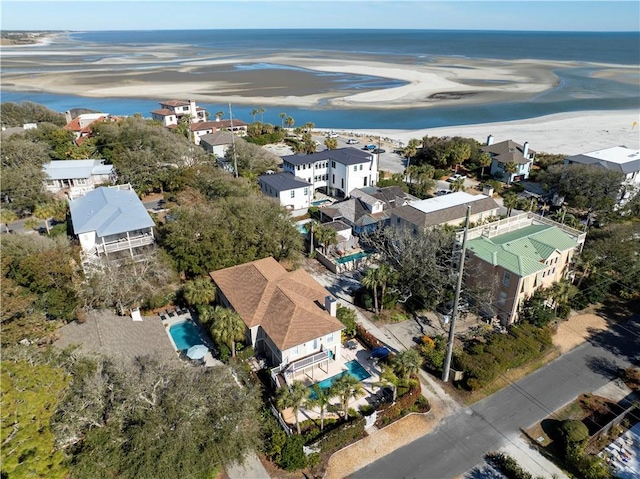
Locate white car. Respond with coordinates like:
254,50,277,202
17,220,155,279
346,138,359,144
326,131,339,138
436,189,452,196
447,174,467,183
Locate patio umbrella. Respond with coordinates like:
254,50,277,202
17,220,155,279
186,344,209,360
370,347,390,359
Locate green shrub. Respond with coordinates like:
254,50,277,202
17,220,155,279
375,380,425,427
278,435,307,471
486,452,534,479
317,418,366,455
359,404,375,416
557,419,589,450
235,345,255,361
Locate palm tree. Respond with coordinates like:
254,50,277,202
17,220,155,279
303,122,315,133
307,384,334,431
361,267,381,313
403,144,418,169
309,219,321,255
394,349,423,381
503,161,518,186
215,111,224,121
404,164,419,185
279,112,287,128
320,226,338,254
377,264,396,312
478,152,492,179
34,200,67,234
285,116,295,129
324,138,338,150
258,107,266,123
330,374,363,419
209,306,245,358
450,177,466,192
549,280,575,314
183,277,216,307
250,109,259,122
503,192,518,217
277,381,309,434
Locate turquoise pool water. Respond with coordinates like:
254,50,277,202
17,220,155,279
169,321,202,351
296,223,308,234
308,360,370,399
335,251,368,264
311,199,331,207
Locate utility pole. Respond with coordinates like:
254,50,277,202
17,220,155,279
442,205,471,383
229,103,238,178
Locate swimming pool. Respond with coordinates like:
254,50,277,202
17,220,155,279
308,360,371,399
169,321,202,351
296,223,308,234
335,251,369,264
311,199,331,207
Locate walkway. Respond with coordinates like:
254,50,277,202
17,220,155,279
226,451,270,479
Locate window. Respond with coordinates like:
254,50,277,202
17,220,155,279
291,346,299,357
359,164,363,170
354,166,357,171
341,178,344,189
331,161,336,168
332,174,335,184
396,217,401,224
303,188,308,196
296,165,300,171
308,178,311,183
502,271,511,287
326,333,333,344
542,271,546,278
290,190,295,198
364,177,367,186
552,267,556,275
303,164,306,170
498,291,507,306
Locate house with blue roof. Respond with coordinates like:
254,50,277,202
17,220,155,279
463,213,586,325
43,159,116,199
69,185,155,267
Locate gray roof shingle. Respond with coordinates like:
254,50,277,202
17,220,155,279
282,147,372,166
258,172,311,192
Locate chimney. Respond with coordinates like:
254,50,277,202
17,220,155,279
487,135,494,146
324,296,337,317
523,142,529,158
189,99,196,120
64,110,72,124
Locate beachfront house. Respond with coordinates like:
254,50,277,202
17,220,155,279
69,185,155,269
281,147,378,199
42,159,116,200
258,172,312,214
481,136,535,183
210,257,345,380
200,130,235,157
320,186,418,234
390,192,500,234
564,146,640,206
463,213,586,325
150,99,207,127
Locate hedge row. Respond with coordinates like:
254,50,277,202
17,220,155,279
375,378,424,428
355,324,396,361
485,452,537,479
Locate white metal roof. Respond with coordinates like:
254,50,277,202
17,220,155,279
43,159,113,180
411,192,490,214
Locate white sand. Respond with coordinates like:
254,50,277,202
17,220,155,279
352,110,640,155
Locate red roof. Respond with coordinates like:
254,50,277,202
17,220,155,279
159,100,190,107
190,121,217,132
151,108,175,116
215,119,248,128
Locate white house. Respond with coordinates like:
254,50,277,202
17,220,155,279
150,99,207,127
481,136,535,183
564,146,640,206
281,147,378,198
199,131,234,156
258,172,312,213
391,191,500,233
210,257,345,379
69,185,155,268
43,159,116,199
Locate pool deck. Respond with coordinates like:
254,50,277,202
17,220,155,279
282,340,383,424
161,309,222,368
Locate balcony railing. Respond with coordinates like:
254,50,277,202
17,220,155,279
96,234,155,254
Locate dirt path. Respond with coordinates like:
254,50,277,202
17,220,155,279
553,313,608,354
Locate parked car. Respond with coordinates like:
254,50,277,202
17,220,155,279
436,189,452,196
346,138,359,144
373,148,386,154
326,131,339,138
364,144,377,151
447,174,467,183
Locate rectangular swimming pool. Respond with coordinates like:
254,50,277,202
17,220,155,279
169,321,202,351
335,251,368,264
309,360,371,399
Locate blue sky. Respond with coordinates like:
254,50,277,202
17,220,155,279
2,1,639,32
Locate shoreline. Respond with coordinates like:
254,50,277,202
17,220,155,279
348,110,640,155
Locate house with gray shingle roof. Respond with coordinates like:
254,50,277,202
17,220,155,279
481,136,536,183
200,130,235,157
258,172,312,214
564,146,640,206
464,213,585,324
210,257,344,379
391,192,500,233
69,185,155,268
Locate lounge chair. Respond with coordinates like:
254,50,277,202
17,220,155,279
159,310,167,320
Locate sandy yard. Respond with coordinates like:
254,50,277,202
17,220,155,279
553,313,609,354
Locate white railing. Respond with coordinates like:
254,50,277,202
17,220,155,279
96,235,155,254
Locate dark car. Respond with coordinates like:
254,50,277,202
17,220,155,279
373,148,386,154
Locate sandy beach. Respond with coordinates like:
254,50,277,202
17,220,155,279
355,110,640,155
2,35,637,112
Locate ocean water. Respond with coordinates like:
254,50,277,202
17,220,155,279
2,30,638,129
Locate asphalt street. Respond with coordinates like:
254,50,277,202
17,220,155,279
351,315,639,479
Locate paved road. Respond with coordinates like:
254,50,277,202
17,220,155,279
351,316,639,479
